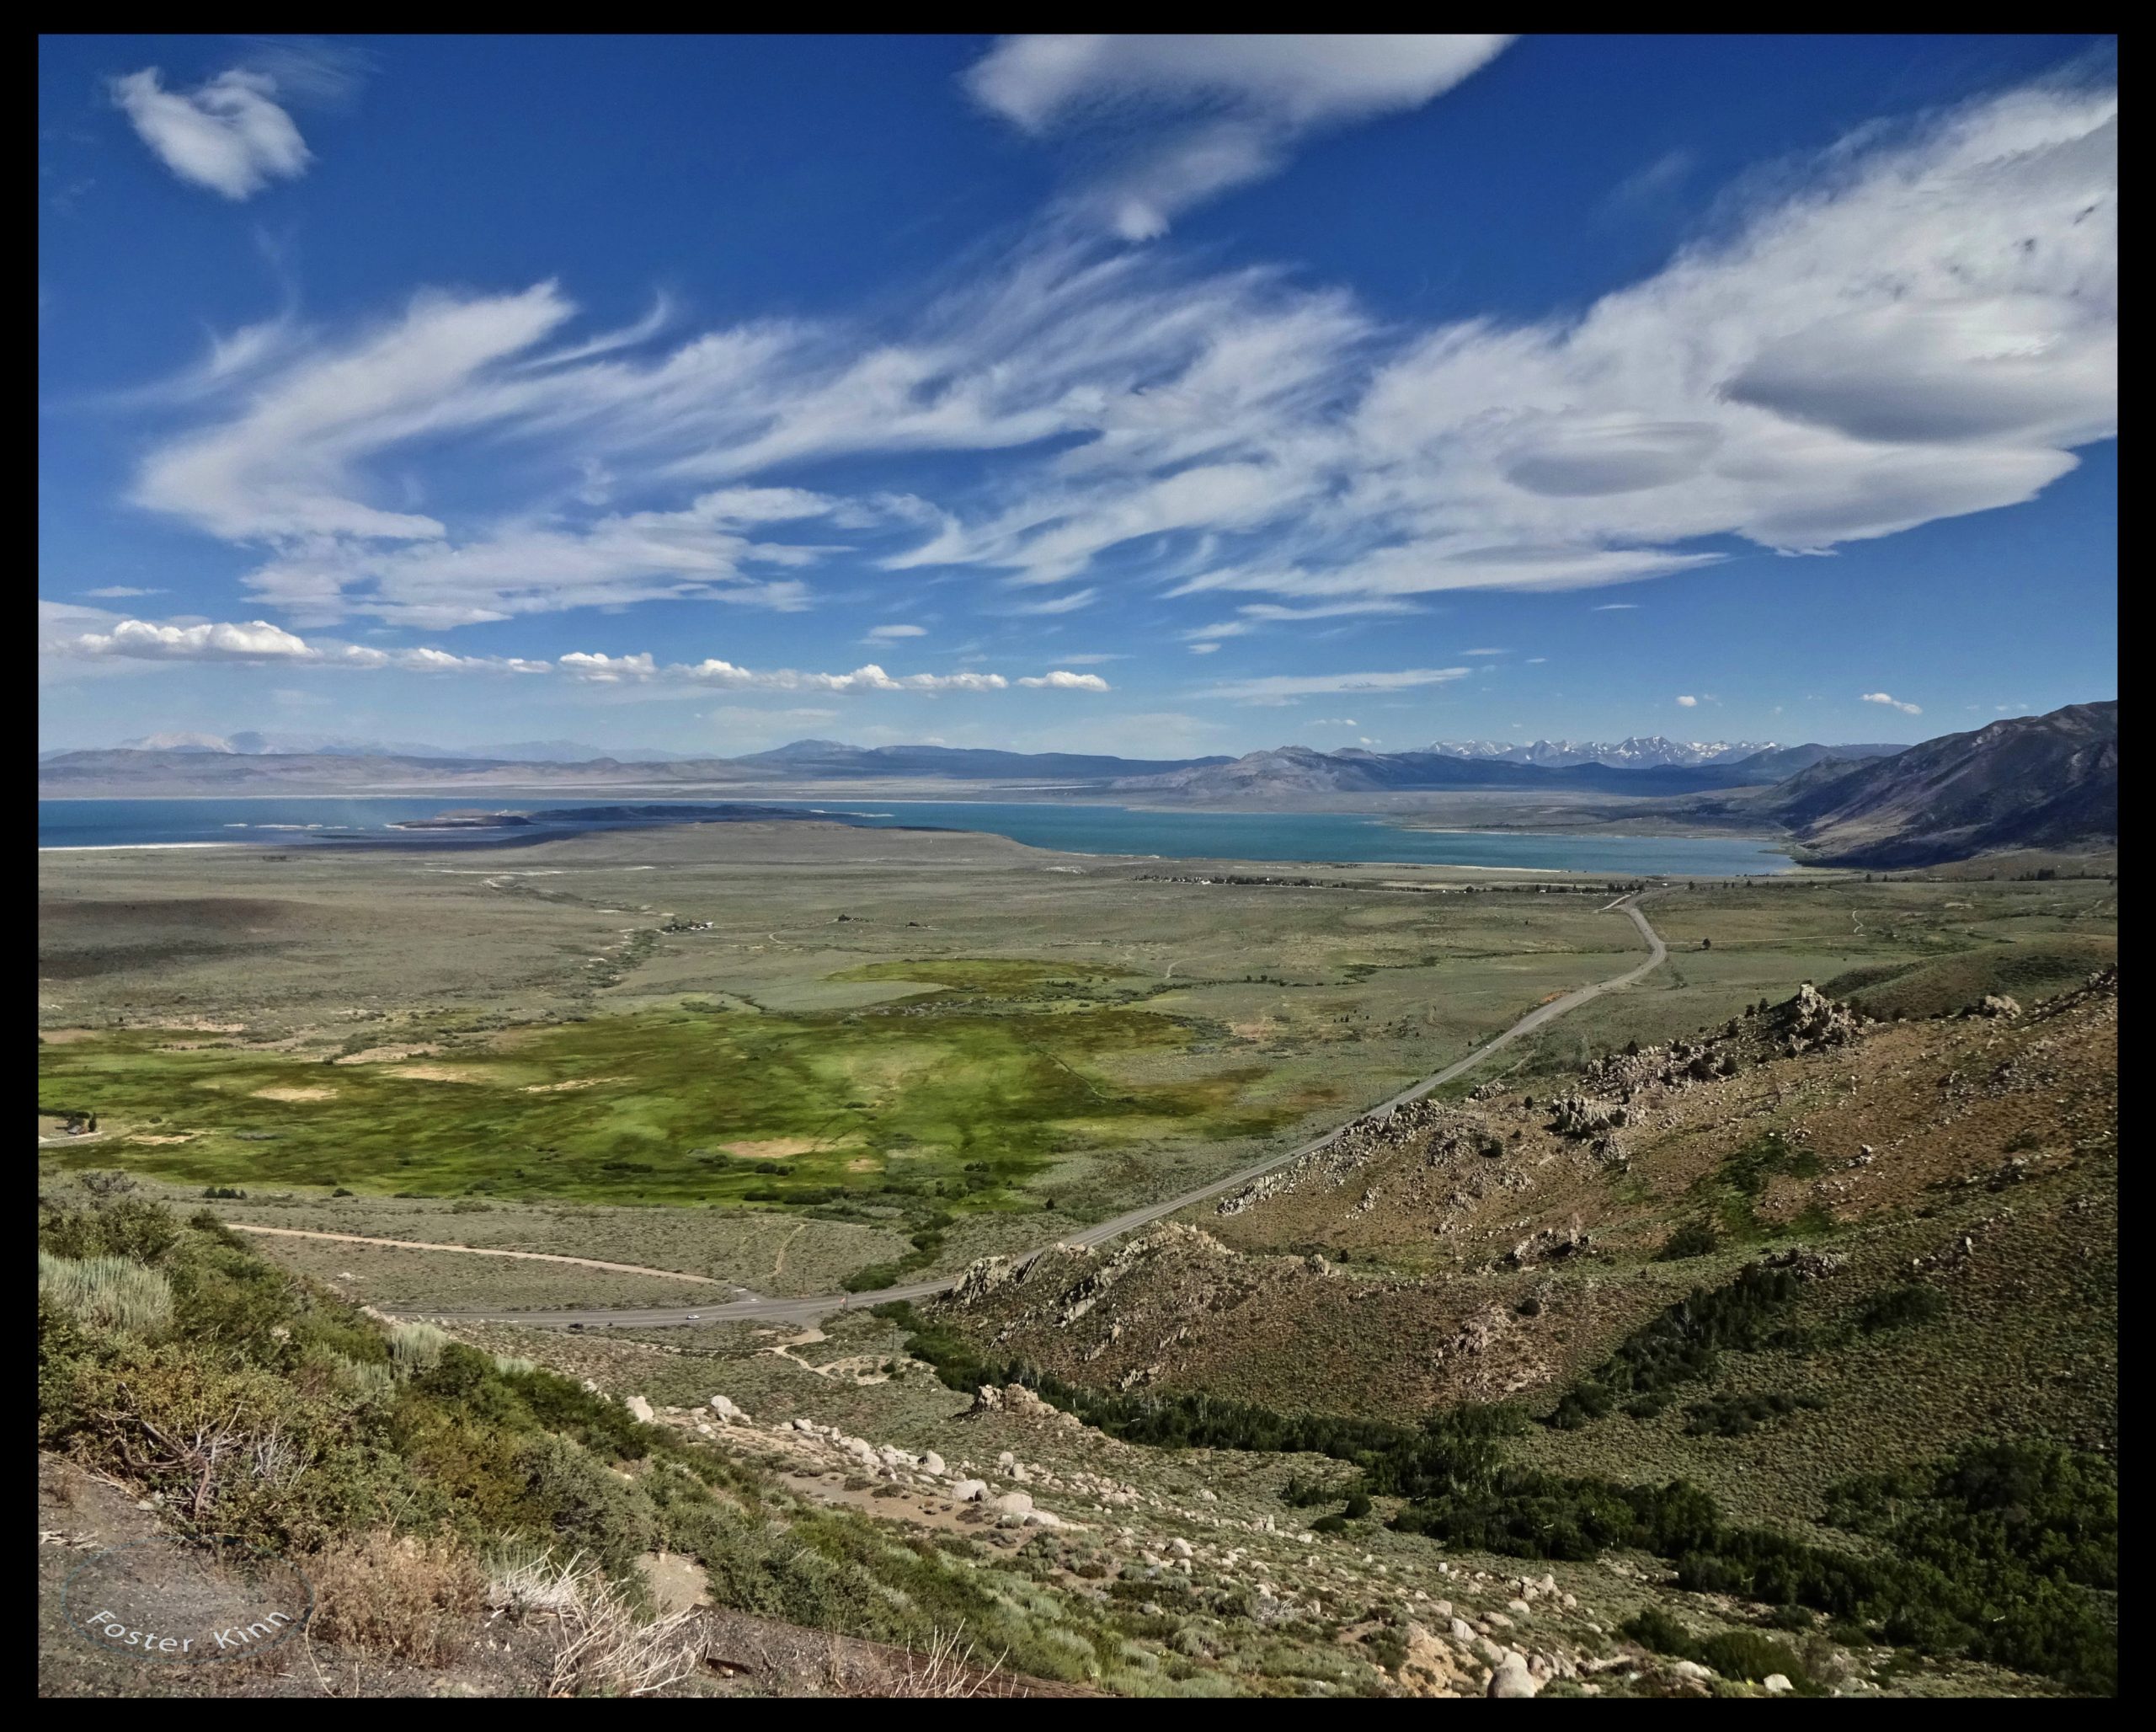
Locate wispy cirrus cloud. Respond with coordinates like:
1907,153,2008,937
110,74,2114,655
1203,666,1471,703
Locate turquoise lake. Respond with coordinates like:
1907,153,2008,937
39,797,1794,875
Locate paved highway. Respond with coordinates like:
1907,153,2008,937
406,894,1668,1331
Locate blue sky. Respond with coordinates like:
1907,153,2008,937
39,35,2116,757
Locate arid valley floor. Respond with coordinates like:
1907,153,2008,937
40,818,2117,1697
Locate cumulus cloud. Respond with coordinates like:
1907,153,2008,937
966,35,1513,238
1675,694,1699,707
112,67,312,199
1861,691,1924,715
42,612,1107,698
71,617,317,661
46,613,546,673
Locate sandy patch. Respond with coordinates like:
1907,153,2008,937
38,1029,100,1045
846,1157,879,1173
521,1076,620,1093
332,1045,440,1066
252,1084,338,1102
387,1064,487,1083
129,1133,196,1146
723,1138,823,1159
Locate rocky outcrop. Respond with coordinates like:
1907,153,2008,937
1501,1219,1591,1270
951,1254,1022,1303
1758,1246,1844,1282
968,1382,1081,1428
1777,982,1866,1055
1548,1094,1627,1138
1218,1099,1453,1214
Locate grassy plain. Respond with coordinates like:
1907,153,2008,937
40,819,2109,1294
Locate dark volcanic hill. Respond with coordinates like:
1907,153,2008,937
1756,701,2117,867
1111,746,1762,801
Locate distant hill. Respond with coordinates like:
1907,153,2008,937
38,739,1230,796
1755,702,2117,866
729,740,1231,780
1721,741,1906,781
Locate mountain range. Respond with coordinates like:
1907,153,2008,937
1425,735,1797,768
37,708,2115,868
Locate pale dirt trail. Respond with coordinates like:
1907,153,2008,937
405,895,1671,1331
223,1223,736,1286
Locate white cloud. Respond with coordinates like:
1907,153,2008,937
1006,587,1098,616
1460,647,1508,656
1524,656,1547,664
1203,666,1470,702
1188,641,1220,655
966,35,1513,238
1592,602,1639,611
40,611,1099,698
68,617,317,661
45,612,546,673
112,67,311,200
1310,718,1359,727
865,623,927,640
1676,694,1699,707
1861,691,1924,715
83,586,165,599
109,76,2114,646
1017,670,1112,690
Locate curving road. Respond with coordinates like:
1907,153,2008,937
403,894,1668,1331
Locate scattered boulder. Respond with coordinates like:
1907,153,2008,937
951,1478,990,1502
708,1393,751,1423
1974,994,2023,1018
623,1395,654,1424
1488,1656,1541,1697
1764,1674,1794,1694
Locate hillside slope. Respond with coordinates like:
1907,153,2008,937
1758,702,2116,867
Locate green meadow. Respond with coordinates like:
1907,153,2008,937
38,962,1292,1211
